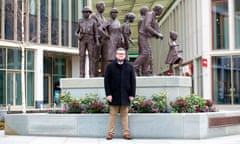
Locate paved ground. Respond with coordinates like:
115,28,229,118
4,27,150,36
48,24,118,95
1,131,240,144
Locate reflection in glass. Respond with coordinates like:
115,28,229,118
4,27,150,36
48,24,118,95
5,0,14,40
232,56,240,104
212,0,229,49
213,56,231,104
15,73,22,105
26,72,34,106
44,56,52,74
62,1,69,46
6,73,21,105
72,0,78,47
43,76,49,104
0,48,6,69
0,71,5,105
29,0,37,42
7,49,21,70
51,0,59,45
7,73,14,105
40,0,49,43
25,50,34,70
235,0,240,48
53,58,66,75
17,0,23,41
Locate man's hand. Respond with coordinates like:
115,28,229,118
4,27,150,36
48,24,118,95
157,33,164,40
129,96,134,101
107,95,112,102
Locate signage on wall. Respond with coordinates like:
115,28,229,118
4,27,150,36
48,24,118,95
202,58,208,67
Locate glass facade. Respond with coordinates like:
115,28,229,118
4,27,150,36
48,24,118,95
17,0,23,41
62,1,69,46
235,0,240,48
40,0,49,43
72,0,79,47
1,0,83,47
213,56,240,104
0,48,34,106
5,0,14,40
43,56,67,104
51,0,59,45
0,0,85,108
29,0,37,42
212,0,229,50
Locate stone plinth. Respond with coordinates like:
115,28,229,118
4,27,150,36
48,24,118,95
60,76,192,107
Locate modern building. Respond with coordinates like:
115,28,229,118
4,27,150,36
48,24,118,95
155,0,240,105
0,0,239,110
0,0,87,109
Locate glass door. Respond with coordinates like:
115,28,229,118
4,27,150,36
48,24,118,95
7,72,22,106
43,75,52,105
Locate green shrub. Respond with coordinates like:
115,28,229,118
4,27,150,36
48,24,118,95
170,94,218,113
151,92,167,112
68,102,84,113
59,91,72,103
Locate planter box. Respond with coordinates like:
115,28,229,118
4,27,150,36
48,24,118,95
60,76,192,109
5,111,240,139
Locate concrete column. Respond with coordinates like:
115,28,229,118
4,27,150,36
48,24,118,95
34,48,43,108
229,0,235,51
72,55,80,78
200,0,212,100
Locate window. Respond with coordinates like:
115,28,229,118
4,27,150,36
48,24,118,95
72,0,79,48
212,0,229,49
0,48,6,69
17,0,23,41
5,0,14,40
51,0,59,45
29,0,37,43
213,56,240,104
61,1,69,46
40,0,49,43
0,71,6,105
7,49,21,70
235,0,240,48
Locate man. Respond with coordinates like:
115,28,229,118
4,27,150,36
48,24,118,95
91,1,106,76
75,7,99,78
104,48,136,140
133,5,164,76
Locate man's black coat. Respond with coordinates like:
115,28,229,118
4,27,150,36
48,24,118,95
104,60,136,106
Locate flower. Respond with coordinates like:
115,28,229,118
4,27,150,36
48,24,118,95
86,101,105,113
205,99,213,107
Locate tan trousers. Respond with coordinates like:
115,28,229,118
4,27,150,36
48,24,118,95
108,106,129,135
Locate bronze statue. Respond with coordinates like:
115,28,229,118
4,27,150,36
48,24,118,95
98,8,124,74
91,1,106,76
137,6,149,75
75,7,99,78
165,31,183,75
133,5,164,76
121,12,136,53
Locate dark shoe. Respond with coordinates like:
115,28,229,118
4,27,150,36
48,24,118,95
123,134,132,140
106,133,113,140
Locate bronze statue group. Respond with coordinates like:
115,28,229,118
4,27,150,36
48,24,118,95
75,1,183,78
